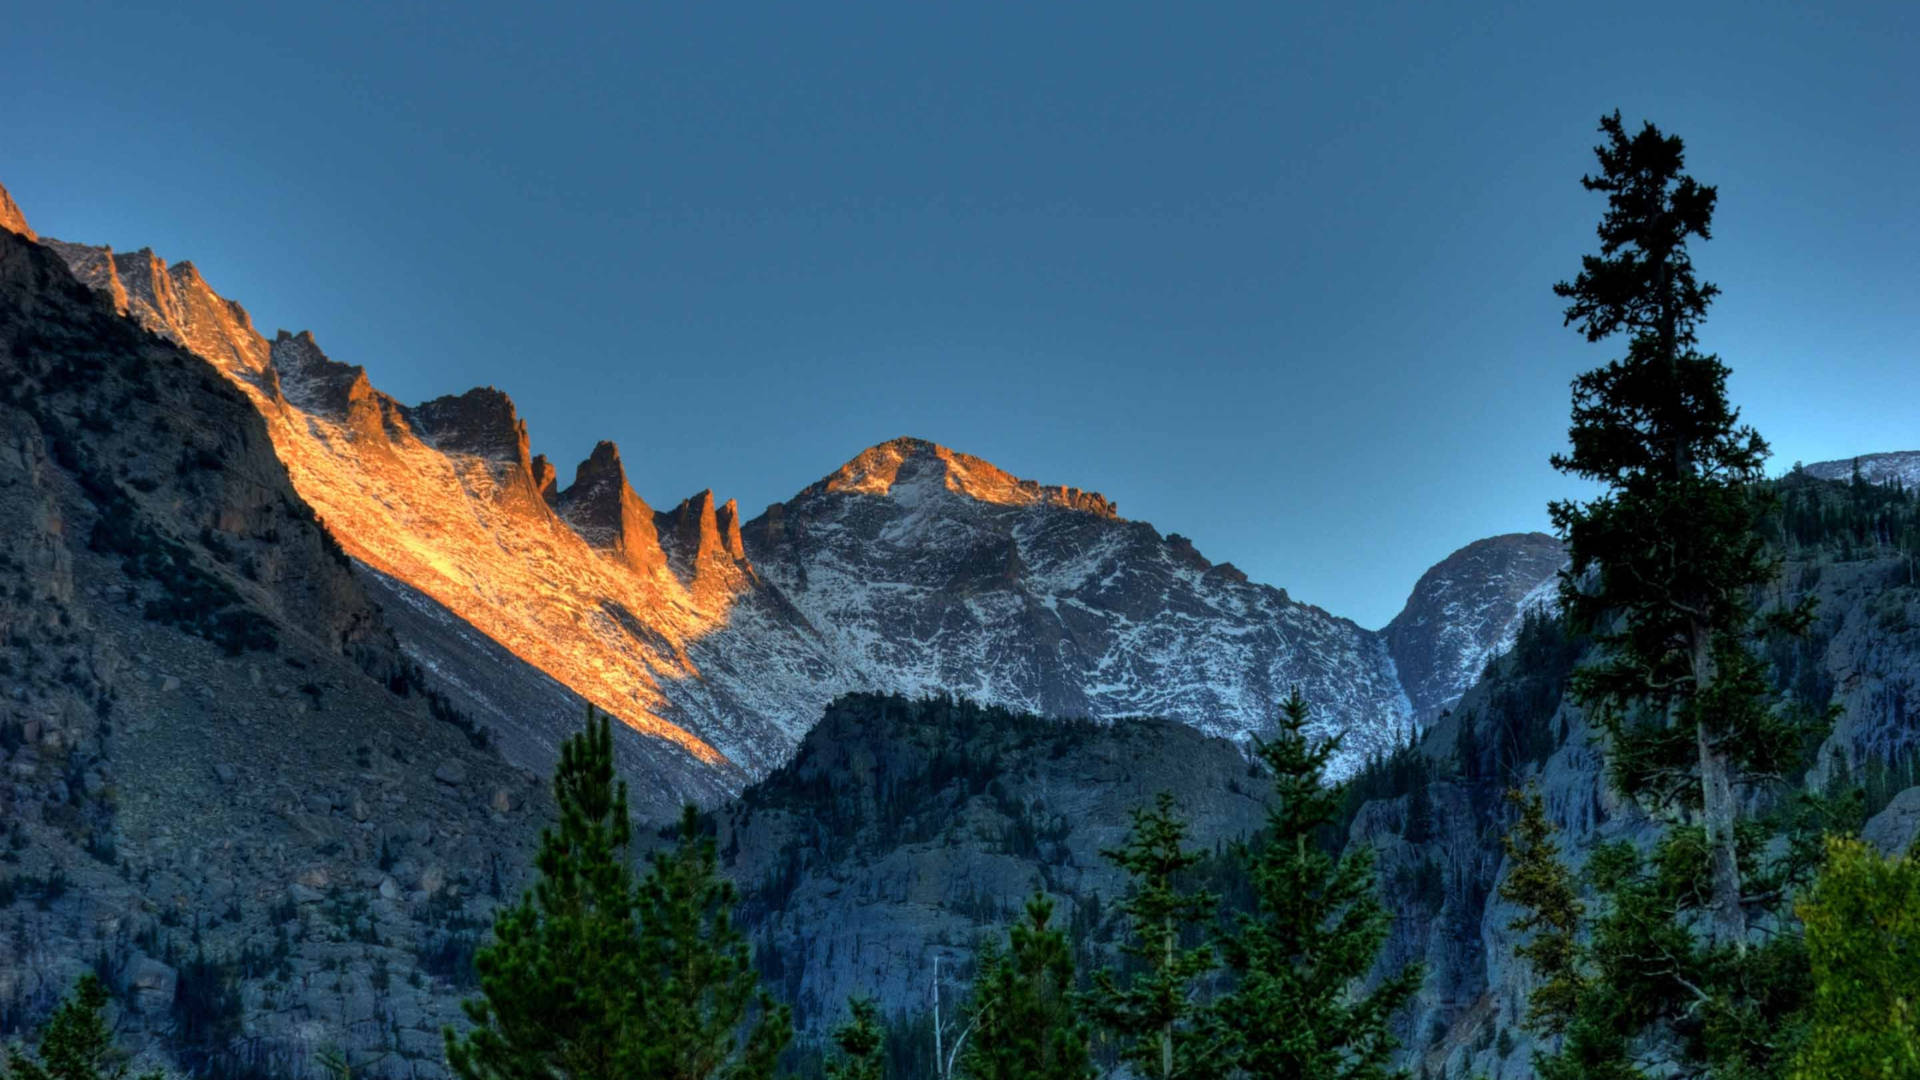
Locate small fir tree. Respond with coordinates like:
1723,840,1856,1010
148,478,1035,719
1497,787,1584,1037
634,805,791,1080
3,975,162,1080
826,997,886,1080
1089,791,1226,1080
446,708,646,1080
1219,689,1423,1080
959,893,1094,1080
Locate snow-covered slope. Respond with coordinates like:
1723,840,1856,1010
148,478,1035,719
744,438,1417,763
1802,451,1920,490
1382,533,1565,720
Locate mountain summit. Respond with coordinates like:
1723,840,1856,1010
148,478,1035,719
818,436,1120,518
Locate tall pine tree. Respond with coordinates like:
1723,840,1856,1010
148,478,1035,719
1548,110,1807,951
1218,690,1422,1080
633,805,791,1080
958,893,1094,1080
1089,791,1226,1080
446,709,646,1080
446,709,789,1080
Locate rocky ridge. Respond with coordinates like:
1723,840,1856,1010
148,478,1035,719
1803,449,1920,490
0,216,550,1079
14,179,1568,790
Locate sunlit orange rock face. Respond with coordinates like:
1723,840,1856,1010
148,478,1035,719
45,239,754,768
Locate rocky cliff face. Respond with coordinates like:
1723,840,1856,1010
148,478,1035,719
1384,532,1565,720
1346,486,1920,1079
720,694,1269,1035
0,216,551,1080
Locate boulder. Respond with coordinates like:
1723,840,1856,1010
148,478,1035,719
1864,785,1920,855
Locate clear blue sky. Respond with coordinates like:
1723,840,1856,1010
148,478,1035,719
5,2,1914,628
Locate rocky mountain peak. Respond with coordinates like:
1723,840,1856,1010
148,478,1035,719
715,497,747,560
556,441,666,573
270,330,373,415
817,436,1119,517
1384,531,1565,719
407,387,533,470
0,181,35,240
654,489,756,589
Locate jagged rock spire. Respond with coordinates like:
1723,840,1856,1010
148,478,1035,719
557,441,666,575
0,181,35,241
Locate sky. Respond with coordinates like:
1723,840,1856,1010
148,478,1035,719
4,2,1915,628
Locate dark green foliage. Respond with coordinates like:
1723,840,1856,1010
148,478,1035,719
825,998,884,1080
2,974,162,1080
1088,792,1226,1080
958,894,1093,1080
1219,690,1422,1079
1772,464,1920,569
447,708,787,1080
1548,109,1817,953
446,708,649,1080
1525,834,1815,1080
633,806,791,1080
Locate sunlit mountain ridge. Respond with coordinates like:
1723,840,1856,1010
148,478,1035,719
8,180,1609,801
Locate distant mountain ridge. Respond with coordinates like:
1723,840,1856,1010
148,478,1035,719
5,180,1569,799
1801,451,1920,491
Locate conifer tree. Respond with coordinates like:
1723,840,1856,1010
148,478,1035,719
446,708,646,1080
1548,109,1809,951
958,893,1094,1080
3,974,162,1080
447,709,788,1080
1497,788,1583,1037
1218,690,1422,1080
826,997,886,1080
1089,791,1225,1080
634,805,791,1080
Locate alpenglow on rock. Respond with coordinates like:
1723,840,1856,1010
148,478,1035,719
24,179,1577,799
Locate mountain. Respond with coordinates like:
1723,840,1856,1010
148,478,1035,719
6,181,1918,1080
1802,450,1920,490
1383,531,1564,720
742,437,1419,761
11,180,1566,794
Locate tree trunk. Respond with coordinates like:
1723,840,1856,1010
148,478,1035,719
1162,911,1175,1080
1693,623,1747,952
